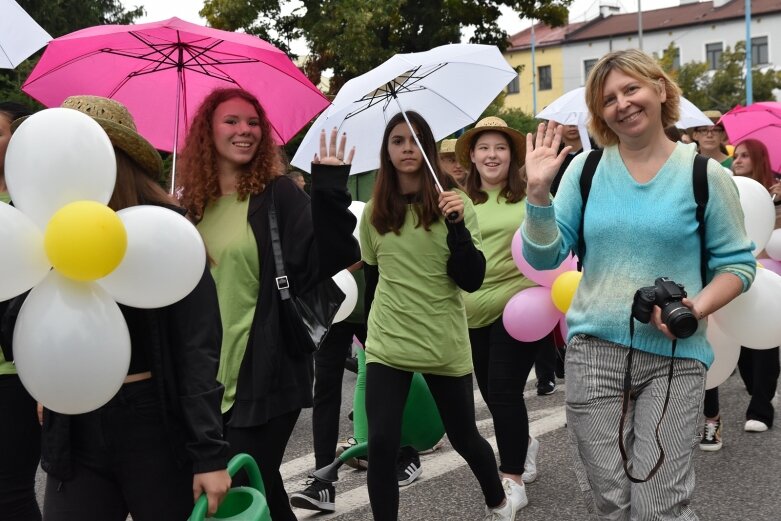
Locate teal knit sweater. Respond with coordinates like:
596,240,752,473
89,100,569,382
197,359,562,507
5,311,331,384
522,143,756,367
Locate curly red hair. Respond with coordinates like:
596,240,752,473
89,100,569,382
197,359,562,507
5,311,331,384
176,88,285,221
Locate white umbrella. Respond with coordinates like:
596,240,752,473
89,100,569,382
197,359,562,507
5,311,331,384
536,87,713,145
291,43,517,188
0,0,51,69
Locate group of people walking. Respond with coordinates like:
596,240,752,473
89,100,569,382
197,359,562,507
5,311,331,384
0,47,773,521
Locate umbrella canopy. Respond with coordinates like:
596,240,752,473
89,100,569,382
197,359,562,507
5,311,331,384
720,102,781,172
21,17,328,153
0,0,51,69
291,43,517,177
537,86,713,131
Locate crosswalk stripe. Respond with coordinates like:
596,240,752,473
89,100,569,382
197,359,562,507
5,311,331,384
291,405,567,518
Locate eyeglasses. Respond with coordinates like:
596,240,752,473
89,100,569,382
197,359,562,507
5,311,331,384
694,126,724,135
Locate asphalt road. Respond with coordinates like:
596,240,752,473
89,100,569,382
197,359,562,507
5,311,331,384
35,359,781,520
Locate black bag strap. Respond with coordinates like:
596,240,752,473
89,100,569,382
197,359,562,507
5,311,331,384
693,154,710,287
577,149,603,271
267,182,292,301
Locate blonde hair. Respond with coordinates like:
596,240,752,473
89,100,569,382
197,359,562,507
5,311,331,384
585,49,681,147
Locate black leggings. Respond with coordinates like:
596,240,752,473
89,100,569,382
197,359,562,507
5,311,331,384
0,375,41,521
224,409,300,521
365,362,504,521
470,322,551,474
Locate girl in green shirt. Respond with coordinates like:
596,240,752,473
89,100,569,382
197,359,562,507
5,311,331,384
456,116,556,513
360,111,514,521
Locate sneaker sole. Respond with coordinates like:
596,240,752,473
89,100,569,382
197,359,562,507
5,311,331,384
289,494,336,512
521,472,538,484
698,443,722,452
398,466,422,486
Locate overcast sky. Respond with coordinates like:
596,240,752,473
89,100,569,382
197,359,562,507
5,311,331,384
123,0,683,54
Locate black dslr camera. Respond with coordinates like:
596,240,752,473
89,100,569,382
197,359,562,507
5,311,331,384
631,277,698,339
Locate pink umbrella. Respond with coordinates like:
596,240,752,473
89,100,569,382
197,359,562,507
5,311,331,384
720,102,781,172
22,17,329,184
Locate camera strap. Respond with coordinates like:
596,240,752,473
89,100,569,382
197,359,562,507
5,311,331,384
618,317,677,483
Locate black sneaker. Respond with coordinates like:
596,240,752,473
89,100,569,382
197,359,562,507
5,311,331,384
537,380,556,396
289,479,336,512
396,448,422,486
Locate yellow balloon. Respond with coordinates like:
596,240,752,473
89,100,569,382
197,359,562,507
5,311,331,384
551,270,583,313
44,201,127,281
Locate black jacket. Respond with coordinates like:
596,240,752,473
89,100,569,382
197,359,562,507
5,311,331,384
227,164,360,428
1,251,230,481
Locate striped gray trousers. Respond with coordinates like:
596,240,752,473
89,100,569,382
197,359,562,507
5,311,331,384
565,334,706,521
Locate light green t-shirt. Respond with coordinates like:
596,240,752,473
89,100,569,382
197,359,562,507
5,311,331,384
463,189,536,328
360,193,482,377
197,194,259,412
0,192,15,374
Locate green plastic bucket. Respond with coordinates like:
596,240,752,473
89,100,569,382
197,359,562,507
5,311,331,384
189,453,271,521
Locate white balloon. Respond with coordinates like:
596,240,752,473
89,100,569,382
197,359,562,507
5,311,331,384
732,176,775,257
0,203,50,300
97,206,206,308
13,272,130,414
711,268,781,349
348,201,365,249
332,269,358,323
705,320,740,389
765,228,781,261
5,108,116,230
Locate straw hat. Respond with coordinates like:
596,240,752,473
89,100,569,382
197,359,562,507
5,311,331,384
13,95,163,179
455,116,526,169
439,138,457,155
702,110,723,126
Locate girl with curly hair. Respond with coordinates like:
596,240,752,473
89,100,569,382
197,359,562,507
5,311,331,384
176,88,360,521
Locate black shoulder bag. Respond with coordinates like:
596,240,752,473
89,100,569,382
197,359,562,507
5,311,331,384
268,183,345,356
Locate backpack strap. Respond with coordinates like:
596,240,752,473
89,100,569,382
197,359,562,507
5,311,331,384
577,150,603,271
693,154,710,287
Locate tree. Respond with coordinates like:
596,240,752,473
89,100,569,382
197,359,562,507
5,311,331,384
0,0,146,104
201,0,573,94
658,41,781,113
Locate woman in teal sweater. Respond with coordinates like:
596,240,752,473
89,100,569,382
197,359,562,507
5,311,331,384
522,49,755,520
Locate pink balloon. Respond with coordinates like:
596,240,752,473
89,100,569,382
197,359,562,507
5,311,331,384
558,316,569,341
511,230,576,287
503,286,563,342
758,258,781,276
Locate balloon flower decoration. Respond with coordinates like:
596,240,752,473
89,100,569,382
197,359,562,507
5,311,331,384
502,230,581,342
0,108,206,414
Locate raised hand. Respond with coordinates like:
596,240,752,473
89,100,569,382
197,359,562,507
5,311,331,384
313,127,356,166
525,122,572,205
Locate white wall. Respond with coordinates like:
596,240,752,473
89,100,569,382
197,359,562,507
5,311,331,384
562,13,781,92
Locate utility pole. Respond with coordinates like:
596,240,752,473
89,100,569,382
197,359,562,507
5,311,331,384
531,22,538,115
745,0,753,104
638,0,643,51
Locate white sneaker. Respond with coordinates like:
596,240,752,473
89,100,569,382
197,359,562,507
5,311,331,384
521,436,539,483
483,497,516,521
502,477,528,511
745,419,769,432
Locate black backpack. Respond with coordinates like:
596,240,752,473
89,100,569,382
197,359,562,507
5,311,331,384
576,150,710,286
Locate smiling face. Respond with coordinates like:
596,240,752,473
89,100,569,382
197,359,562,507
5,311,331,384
470,131,512,190
211,97,262,170
731,143,753,177
387,122,423,175
600,69,665,145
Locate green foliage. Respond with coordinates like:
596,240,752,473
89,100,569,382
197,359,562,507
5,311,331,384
0,0,145,104
657,41,781,113
200,0,299,55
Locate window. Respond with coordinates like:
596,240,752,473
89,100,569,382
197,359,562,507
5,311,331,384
706,42,723,70
664,46,680,70
538,65,552,91
583,59,598,82
752,36,769,65
507,74,520,94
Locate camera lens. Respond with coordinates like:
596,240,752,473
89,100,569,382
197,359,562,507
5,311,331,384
662,303,698,338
